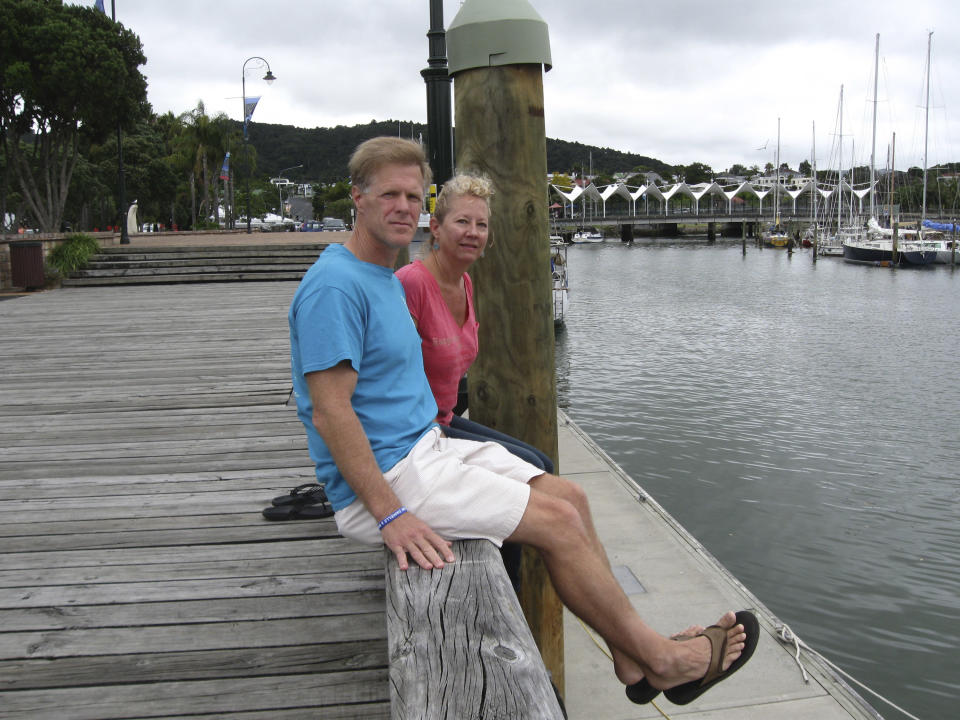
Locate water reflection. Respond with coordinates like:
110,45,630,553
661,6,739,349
555,241,960,719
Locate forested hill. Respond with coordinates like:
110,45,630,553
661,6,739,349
244,119,674,183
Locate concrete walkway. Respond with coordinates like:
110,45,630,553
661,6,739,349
557,417,880,719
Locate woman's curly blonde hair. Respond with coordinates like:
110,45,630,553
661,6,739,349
433,172,494,223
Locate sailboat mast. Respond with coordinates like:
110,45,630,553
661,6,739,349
921,31,932,229
891,132,896,221
775,117,781,225
838,85,843,232
811,121,817,227
870,33,879,219
850,138,855,222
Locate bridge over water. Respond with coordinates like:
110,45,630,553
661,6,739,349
552,210,932,240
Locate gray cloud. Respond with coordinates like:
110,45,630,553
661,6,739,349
95,0,959,173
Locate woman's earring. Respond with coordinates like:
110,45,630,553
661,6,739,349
432,242,439,250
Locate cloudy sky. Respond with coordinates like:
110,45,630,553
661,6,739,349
89,1,959,176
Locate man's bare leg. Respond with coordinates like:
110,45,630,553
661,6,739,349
527,473,645,682
510,475,746,690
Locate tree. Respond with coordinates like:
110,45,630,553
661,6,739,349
172,103,239,228
798,159,812,177
312,180,351,220
0,0,147,231
682,162,713,184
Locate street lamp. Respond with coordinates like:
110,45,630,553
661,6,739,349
421,0,453,189
273,164,303,225
110,1,130,244
242,56,276,233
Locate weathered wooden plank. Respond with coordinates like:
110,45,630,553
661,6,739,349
0,614,387,659
0,570,384,609
0,474,312,501
0,669,389,720
0,523,343,553
0,640,388,691
0,515,297,540
0,466,315,490
0,394,292,419
0,414,303,447
0,551,380,588
386,539,563,720
0,454,311,481
2,590,384,632
0,487,300,512
0,435,306,462
155,705,390,720
0,537,367,572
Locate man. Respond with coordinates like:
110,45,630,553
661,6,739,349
289,136,757,706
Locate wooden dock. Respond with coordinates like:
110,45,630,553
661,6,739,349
0,282,393,718
1,281,882,719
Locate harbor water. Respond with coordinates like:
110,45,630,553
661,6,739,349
553,238,960,720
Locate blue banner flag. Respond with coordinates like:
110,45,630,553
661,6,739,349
219,152,230,181
243,96,260,123
243,96,260,140
94,0,105,13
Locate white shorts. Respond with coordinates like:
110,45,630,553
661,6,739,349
335,426,542,547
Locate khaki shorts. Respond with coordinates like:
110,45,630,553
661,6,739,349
335,426,542,547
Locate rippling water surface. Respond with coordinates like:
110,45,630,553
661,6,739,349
554,240,960,719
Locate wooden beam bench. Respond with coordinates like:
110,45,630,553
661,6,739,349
384,539,565,719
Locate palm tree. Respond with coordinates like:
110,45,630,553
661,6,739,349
171,102,239,228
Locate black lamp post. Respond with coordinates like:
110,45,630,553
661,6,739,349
111,1,129,243
421,0,453,189
242,57,276,234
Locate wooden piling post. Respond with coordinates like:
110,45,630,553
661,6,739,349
447,0,564,695
741,221,746,255
892,222,899,266
952,221,957,266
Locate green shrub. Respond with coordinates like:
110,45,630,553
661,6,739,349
47,233,101,276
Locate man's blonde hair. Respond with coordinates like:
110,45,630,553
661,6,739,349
349,137,432,192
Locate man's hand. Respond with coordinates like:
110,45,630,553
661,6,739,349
381,511,455,570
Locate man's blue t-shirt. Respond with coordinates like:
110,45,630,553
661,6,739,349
289,244,438,510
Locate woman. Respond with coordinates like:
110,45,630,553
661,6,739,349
395,172,554,474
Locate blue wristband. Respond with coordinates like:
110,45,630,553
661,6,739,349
378,506,408,531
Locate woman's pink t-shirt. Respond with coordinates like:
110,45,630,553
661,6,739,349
395,260,478,424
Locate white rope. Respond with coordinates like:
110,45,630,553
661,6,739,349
775,624,922,720
776,624,809,683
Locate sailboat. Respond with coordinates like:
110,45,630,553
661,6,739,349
843,34,891,264
762,118,790,248
898,32,948,266
844,33,947,266
817,87,847,257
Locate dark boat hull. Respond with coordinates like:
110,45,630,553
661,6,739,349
899,250,938,266
843,243,893,264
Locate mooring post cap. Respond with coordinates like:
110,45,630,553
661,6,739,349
447,0,552,75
